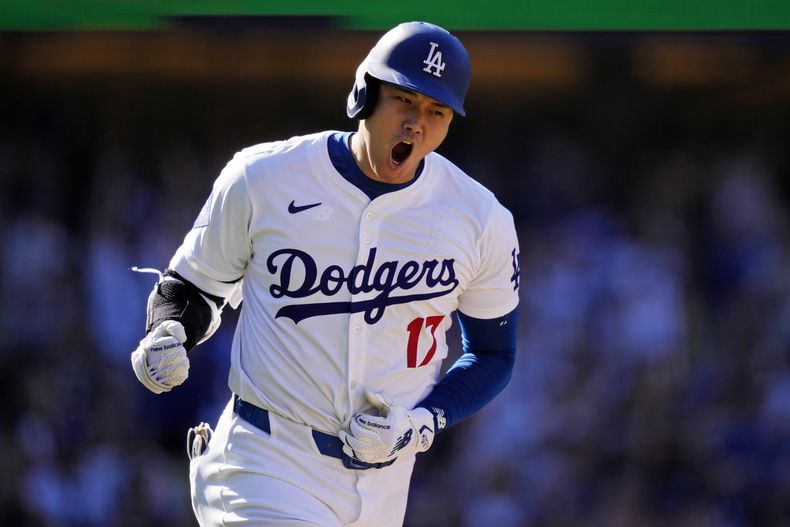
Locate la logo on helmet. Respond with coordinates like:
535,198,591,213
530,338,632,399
422,42,445,77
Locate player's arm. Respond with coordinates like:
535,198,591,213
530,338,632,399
131,152,252,394
415,307,518,431
415,202,520,431
131,270,227,394
416,203,520,437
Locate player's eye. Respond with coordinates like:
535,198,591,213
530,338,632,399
431,109,445,117
395,95,410,104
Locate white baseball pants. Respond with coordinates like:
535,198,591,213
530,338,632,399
189,398,416,526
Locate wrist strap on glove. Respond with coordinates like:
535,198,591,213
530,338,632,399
408,407,437,453
134,267,225,350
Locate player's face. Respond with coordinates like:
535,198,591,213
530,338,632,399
352,83,454,184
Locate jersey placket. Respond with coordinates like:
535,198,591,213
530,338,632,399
345,203,381,413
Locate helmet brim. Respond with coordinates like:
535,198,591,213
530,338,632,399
366,66,467,117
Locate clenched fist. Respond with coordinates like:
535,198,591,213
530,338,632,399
131,320,190,394
339,390,436,464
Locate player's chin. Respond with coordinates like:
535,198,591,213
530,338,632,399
385,158,418,182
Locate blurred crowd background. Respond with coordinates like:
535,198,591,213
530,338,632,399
2,27,790,527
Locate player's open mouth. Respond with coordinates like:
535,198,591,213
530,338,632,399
390,141,413,167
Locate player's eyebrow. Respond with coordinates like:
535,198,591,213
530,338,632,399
392,86,451,109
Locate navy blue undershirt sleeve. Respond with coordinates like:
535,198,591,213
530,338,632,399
417,306,518,432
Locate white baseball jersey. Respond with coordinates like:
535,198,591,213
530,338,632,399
170,131,519,435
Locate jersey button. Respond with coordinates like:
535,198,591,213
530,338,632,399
365,211,375,220
363,236,372,245
352,324,361,334
350,382,358,390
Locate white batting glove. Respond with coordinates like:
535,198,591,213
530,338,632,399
339,390,436,464
131,320,190,394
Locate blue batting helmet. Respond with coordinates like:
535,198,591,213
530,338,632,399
346,21,471,119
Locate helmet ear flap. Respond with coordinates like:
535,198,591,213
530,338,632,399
346,77,366,119
347,74,380,120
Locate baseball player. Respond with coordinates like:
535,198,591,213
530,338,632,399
131,21,520,526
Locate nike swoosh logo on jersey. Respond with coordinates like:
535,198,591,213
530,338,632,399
288,200,322,214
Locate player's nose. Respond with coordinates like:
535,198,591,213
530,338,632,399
402,108,424,135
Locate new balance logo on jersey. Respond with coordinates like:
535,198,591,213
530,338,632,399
422,42,445,77
266,247,459,324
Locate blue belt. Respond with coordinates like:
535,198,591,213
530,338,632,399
233,396,395,471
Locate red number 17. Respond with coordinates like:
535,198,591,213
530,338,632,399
406,315,445,368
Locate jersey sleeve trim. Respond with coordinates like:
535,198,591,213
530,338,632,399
457,295,520,320
169,248,242,299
